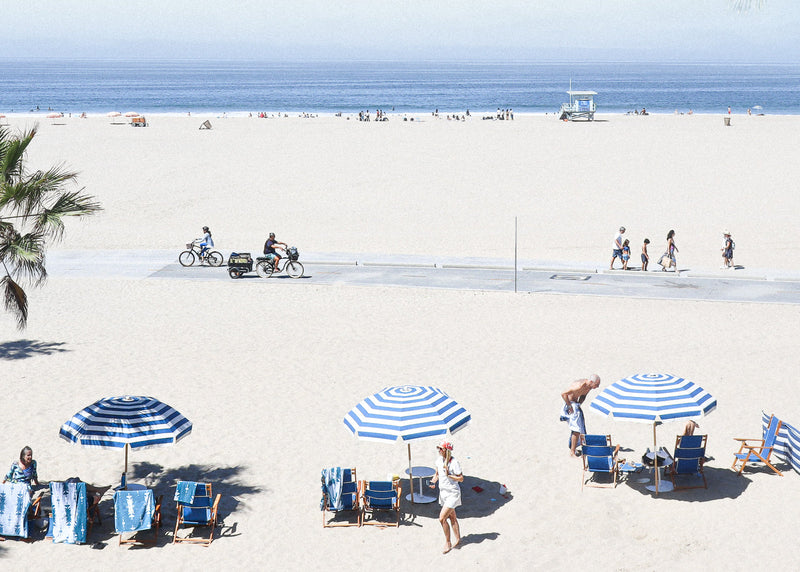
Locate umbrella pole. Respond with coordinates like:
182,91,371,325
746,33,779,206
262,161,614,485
124,443,129,476
653,422,659,495
407,443,415,505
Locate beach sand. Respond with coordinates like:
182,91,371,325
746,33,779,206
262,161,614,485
1,114,799,569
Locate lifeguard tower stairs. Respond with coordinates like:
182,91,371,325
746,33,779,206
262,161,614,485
558,90,597,121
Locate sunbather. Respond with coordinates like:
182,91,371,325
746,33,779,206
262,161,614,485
3,446,39,494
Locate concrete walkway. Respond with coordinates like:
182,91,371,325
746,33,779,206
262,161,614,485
45,249,800,305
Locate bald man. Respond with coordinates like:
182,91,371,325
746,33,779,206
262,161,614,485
561,374,601,457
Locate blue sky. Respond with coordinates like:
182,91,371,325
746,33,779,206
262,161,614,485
2,1,798,62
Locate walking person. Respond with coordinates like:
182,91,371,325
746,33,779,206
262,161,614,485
560,374,601,457
610,226,626,269
659,229,678,271
722,230,735,268
429,441,463,554
622,239,631,270
641,238,650,271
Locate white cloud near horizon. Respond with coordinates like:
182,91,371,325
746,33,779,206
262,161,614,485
2,0,798,62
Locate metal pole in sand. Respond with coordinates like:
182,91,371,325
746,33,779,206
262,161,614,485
514,217,518,293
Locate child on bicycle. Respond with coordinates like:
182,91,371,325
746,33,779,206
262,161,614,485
263,232,287,268
198,226,214,261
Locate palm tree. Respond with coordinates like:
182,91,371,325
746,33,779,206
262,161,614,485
0,125,101,329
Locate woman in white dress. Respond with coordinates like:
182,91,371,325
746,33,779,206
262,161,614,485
429,441,463,553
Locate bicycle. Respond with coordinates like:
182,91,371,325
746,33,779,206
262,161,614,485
179,239,223,267
255,246,304,279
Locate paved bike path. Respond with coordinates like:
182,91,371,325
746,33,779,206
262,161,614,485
45,249,800,305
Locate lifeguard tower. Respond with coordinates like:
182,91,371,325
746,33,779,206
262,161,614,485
558,90,597,121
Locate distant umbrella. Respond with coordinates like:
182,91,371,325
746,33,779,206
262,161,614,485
124,112,140,117
107,111,122,117
46,112,62,119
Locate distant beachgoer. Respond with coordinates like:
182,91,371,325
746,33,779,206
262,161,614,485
641,238,650,271
429,441,463,554
561,375,601,457
610,226,626,269
748,108,752,116
728,106,732,115
659,229,678,271
622,239,631,270
684,420,699,436
198,226,213,261
722,230,734,268
263,232,288,269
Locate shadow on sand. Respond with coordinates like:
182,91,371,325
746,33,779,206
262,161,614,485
613,465,767,501
55,462,263,547
0,339,69,360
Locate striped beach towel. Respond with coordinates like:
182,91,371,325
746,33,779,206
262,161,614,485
321,467,343,510
762,411,800,474
0,482,31,538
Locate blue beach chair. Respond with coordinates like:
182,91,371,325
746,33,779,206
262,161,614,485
322,467,361,528
361,480,401,527
732,414,783,476
173,481,221,545
581,443,620,489
581,434,612,447
47,481,88,544
669,434,708,490
0,482,40,540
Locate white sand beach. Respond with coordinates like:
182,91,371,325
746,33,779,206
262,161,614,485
2,113,800,570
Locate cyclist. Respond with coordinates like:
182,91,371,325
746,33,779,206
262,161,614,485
198,226,214,262
263,232,288,269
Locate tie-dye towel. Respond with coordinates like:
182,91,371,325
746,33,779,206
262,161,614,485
114,489,154,533
49,481,87,544
174,481,199,504
0,482,31,538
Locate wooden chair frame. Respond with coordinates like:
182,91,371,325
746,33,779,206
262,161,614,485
119,494,163,546
732,415,783,476
323,467,361,528
173,483,221,546
360,480,401,527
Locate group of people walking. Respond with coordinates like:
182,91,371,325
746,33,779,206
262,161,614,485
610,226,734,272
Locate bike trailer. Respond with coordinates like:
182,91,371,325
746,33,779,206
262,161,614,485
228,252,253,272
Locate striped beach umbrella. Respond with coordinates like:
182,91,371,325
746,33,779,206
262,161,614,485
589,373,716,493
59,396,192,475
344,385,470,502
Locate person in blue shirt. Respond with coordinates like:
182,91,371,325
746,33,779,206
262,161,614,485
263,232,287,268
198,226,214,261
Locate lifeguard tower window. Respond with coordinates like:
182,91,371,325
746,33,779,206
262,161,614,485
558,90,597,121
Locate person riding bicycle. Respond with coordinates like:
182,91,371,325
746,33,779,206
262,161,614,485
263,232,287,269
198,226,214,261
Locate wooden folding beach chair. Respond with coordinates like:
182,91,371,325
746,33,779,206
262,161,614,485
322,467,361,528
732,414,783,476
173,482,221,545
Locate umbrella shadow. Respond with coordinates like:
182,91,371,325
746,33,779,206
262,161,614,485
401,475,512,524
0,339,69,360
109,462,264,543
625,466,754,501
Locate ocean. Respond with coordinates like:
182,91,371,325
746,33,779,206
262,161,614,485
1,59,798,115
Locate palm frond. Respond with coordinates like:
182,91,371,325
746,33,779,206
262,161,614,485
0,126,36,184
0,230,47,286
1,274,28,329
732,0,766,11
0,165,79,216
34,188,102,240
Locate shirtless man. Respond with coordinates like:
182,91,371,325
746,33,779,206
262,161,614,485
561,374,601,457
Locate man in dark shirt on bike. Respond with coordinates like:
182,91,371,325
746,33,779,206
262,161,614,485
264,232,288,269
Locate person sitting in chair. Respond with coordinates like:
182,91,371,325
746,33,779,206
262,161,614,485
263,232,287,269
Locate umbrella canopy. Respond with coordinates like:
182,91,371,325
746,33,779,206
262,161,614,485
344,385,470,504
344,385,470,442
124,112,140,117
46,112,62,119
106,111,122,117
589,373,716,493
59,395,192,474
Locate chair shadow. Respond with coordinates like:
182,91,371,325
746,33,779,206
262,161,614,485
82,462,262,546
624,466,756,501
400,475,512,524
0,339,69,360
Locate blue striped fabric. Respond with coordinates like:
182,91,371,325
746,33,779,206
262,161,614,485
762,411,800,474
344,385,470,443
589,373,717,423
59,396,192,450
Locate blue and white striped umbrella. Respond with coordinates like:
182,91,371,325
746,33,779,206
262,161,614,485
589,373,715,493
343,385,471,443
59,396,192,474
344,385,470,504
589,373,717,423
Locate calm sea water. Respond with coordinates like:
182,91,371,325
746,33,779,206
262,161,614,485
1,59,799,115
